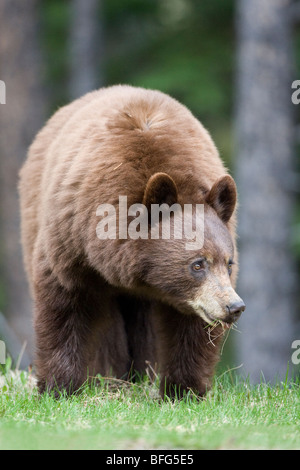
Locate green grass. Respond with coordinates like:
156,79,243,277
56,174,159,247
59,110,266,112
0,360,299,450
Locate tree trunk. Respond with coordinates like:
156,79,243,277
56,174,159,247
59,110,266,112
68,0,104,99
0,0,46,365
234,0,297,382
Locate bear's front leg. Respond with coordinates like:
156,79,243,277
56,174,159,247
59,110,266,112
154,305,224,399
33,269,104,395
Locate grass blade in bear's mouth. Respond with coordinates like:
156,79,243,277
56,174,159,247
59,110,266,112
220,321,232,330
204,312,232,330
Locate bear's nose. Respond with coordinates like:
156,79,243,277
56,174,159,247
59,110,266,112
226,300,246,321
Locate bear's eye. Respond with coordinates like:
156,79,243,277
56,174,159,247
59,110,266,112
228,260,234,276
191,259,205,273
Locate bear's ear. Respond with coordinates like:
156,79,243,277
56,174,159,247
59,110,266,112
206,175,237,223
143,172,178,211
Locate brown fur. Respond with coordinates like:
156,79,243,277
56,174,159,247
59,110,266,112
19,85,243,398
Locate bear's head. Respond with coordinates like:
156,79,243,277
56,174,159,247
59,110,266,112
137,172,245,328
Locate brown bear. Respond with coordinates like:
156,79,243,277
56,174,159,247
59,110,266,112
19,85,245,398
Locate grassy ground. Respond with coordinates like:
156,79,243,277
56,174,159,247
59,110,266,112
0,360,299,450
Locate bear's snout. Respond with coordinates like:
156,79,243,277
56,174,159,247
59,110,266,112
188,281,245,327
225,300,246,323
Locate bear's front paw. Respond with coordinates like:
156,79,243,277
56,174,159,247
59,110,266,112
160,378,207,401
37,375,83,398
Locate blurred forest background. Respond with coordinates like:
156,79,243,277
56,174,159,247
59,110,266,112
0,0,299,382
